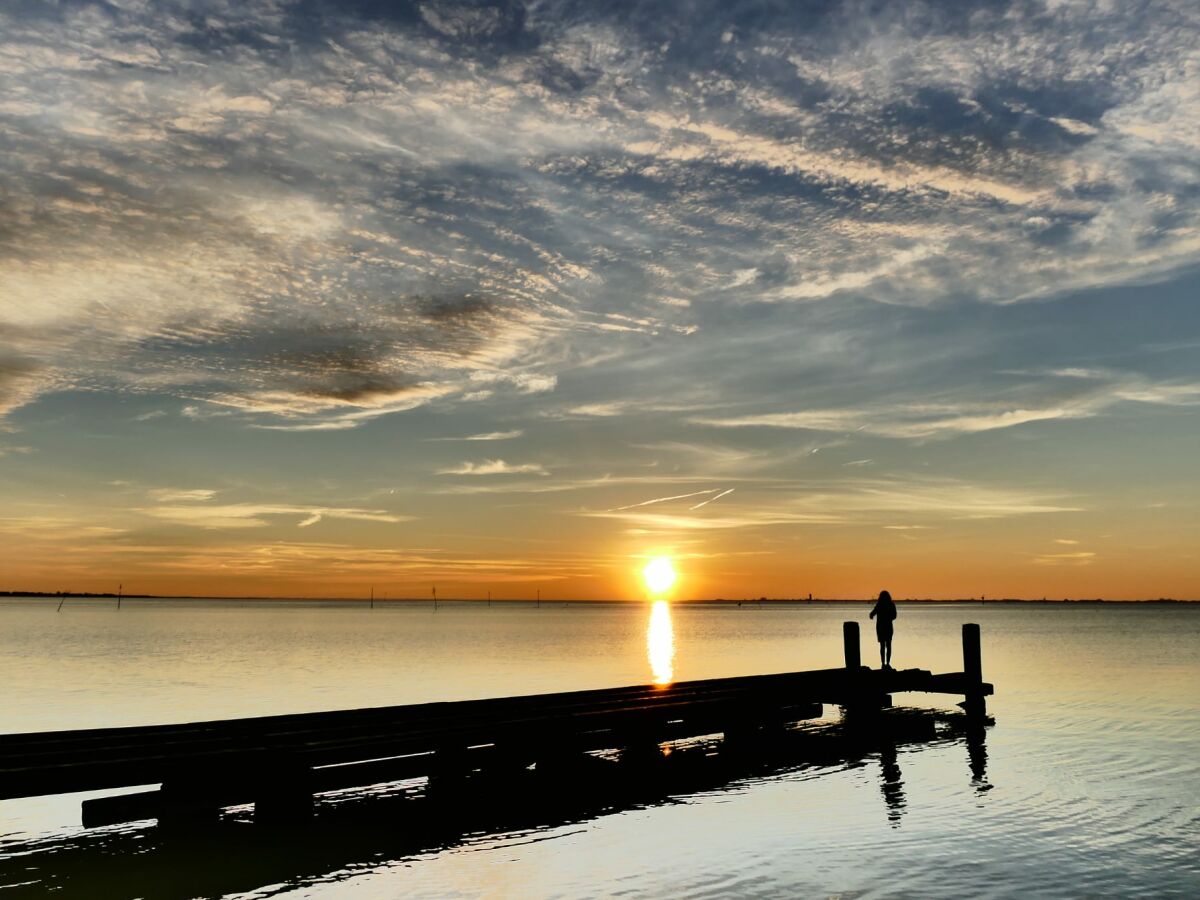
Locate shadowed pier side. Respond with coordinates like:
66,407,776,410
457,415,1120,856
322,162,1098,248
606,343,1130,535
0,623,992,829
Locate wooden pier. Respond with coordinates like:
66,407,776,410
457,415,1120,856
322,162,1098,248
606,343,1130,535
0,622,991,829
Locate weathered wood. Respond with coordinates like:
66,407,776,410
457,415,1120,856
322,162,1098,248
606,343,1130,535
3,628,992,830
843,621,861,669
963,623,982,684
962,623,987,718
0,670,858,801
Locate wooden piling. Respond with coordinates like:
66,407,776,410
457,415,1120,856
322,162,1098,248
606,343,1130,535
962,624,981,683
843,621,861,669
962,623,986,718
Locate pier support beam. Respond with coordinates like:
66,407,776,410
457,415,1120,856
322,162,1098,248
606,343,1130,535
157,778,223,830
843,621,861,670
962,623,987,718
255,763,314,825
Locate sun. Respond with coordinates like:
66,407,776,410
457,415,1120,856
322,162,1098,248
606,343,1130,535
642,556,677,596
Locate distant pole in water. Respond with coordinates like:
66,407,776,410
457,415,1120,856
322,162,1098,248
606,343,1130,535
487,590,491,607
537,589,540,608
117,583,122,610
56,592,66,613
433,585,437,612
370,586,374,610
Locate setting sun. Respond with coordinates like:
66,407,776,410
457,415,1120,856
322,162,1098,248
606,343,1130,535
642,557,677,596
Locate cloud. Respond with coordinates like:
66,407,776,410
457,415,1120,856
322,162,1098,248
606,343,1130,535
689,372,1200,441
584,475,1076,534
1111,383,1200,405
1,0,1194,432
558,403,631,418
98,540,596,583
437,459,548,476
148,488,217,503
689,488,735,510
139,504,411,530
692,404,1092,438
612,489,723,511
584,509,843,531
431,429,524,441
468,371,558,394
1034,551,1097,566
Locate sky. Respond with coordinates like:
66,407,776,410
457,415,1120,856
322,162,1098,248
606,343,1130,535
1,0,1198,600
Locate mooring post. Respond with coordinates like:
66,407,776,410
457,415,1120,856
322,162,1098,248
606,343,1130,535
843,621,861,669
962,623,986,718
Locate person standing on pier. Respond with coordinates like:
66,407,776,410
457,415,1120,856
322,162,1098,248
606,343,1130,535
869,590,897,669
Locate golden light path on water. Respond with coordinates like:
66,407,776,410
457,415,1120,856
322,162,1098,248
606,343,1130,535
647,600,675,685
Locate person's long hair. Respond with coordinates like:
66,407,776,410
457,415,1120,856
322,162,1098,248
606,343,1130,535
878,590,892,603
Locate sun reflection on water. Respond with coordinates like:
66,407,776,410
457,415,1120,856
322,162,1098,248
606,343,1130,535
647,600,675,685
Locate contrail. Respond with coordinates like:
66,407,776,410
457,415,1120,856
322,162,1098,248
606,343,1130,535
690,488,734,510
612,489,718,511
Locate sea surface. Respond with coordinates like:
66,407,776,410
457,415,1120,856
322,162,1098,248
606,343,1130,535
0,598,1197,898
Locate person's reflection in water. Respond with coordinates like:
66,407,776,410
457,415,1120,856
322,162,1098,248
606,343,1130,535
868,589,897,669
878,741,906,827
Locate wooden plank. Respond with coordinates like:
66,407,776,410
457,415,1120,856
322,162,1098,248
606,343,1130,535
0,663,986,804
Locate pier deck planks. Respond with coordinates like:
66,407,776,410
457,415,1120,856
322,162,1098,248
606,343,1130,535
0,664,991,819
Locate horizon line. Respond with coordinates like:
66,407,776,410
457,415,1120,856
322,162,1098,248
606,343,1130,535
3,592,1195,604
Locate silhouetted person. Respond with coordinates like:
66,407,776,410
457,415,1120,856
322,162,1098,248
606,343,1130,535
869,589,897,668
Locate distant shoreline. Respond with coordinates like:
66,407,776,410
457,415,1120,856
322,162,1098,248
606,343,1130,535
2,591,1195,605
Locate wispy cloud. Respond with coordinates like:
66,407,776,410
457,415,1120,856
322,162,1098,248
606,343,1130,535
584,476,1076,534
431,430,524,442
689,373,1200,441
584,509,843,531
75,540,599,583
437,459,548,476
612,489,723,511
1034,551,1097,566
139,504,410,530
689,488,735,510
148,488,216,503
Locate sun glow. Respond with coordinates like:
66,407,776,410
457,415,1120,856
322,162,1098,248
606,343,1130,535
642,556,677,596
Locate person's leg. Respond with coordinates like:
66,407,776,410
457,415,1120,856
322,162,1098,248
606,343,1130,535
884,638,892,667
879,640,886,668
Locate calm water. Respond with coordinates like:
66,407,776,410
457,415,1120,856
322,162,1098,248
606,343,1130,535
1,599,1197,898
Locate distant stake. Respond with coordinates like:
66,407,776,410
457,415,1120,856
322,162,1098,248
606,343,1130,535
843,621,861,669
433,585,437,612
370,586,374,610
117,583,122,611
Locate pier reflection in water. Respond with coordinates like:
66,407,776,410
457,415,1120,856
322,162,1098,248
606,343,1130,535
0,710,989,899
647,600,675,684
